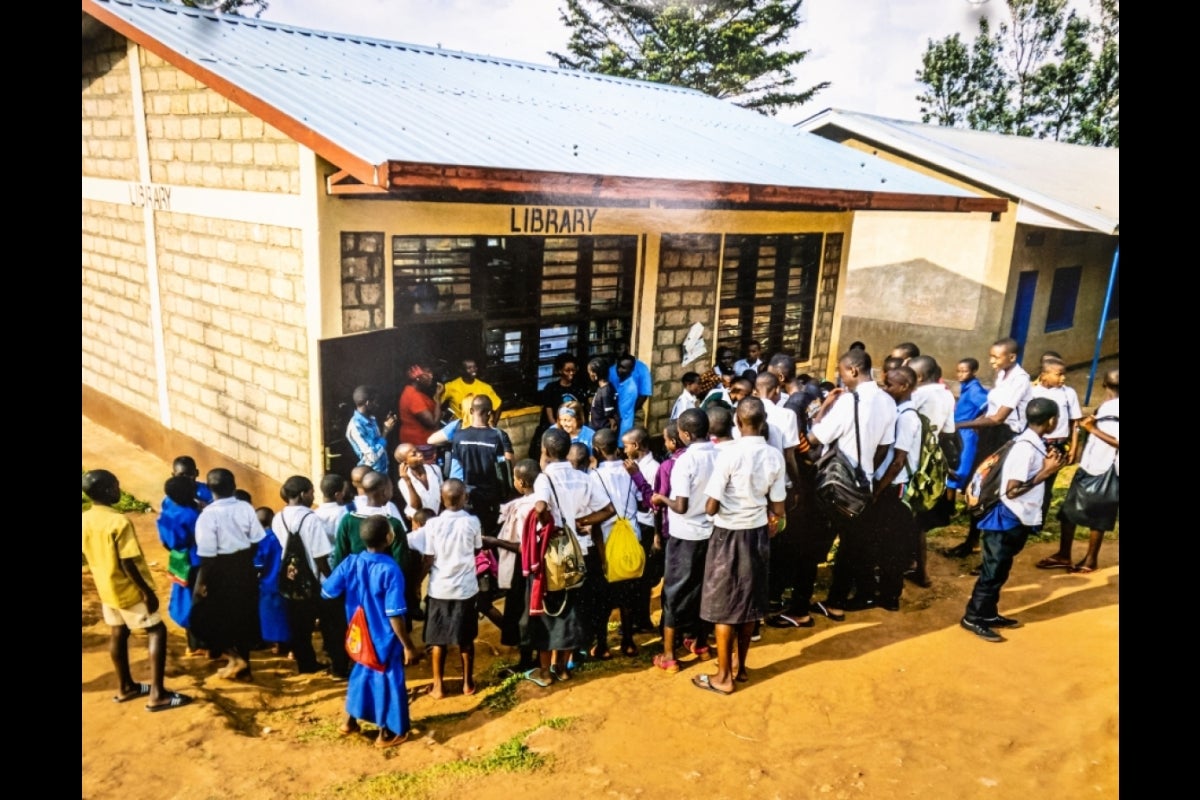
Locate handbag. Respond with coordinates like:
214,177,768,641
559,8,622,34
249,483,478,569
345,605,386,672
1059,464,1119,529
814,392,873,520
598,472,646,582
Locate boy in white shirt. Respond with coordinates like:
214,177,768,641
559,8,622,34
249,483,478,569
961,398,1064,643
420,480,483,698
869,367,922,612
1030,357,1082,523
670,372,702,420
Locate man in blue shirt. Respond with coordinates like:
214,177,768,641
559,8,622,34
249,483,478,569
346,385,396,475
610,353,652,437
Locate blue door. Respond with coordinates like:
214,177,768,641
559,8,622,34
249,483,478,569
1009,271,1038,363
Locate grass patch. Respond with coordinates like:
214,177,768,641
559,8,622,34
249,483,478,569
324,717,573,799
478,671,523,712
81,470,154,513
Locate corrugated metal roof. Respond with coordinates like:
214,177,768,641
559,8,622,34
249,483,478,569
83,0,985,206
797,109,1119,234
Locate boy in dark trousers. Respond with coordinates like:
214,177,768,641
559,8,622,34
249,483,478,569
961,397,1065,642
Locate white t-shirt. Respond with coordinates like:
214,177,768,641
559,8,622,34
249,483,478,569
594,460,641,543
354,494,403,521
195,497,266,557
999,428,1049,526
988,364,1033,433
809,382,894,482
670,390,696,420
876,401,922,486
533,461,608,553
1031,384,1083,440
704,435,786,529
398,466,443,519
632,452,659,528
913,383,956,434
421,509,482,601
273,505,334,582
1078,398,1119,476
313,501,348,546
668,440,718,541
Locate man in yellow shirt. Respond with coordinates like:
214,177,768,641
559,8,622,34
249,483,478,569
442,358,501,425
82,470,192,711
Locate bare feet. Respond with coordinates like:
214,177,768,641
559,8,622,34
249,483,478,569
428,685,446,700
463,680,476,696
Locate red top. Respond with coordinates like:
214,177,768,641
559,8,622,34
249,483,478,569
397,385,437,445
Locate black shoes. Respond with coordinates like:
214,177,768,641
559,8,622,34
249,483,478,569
811,601,846,622
960,617,1004,642
878,598,901,612
941,543,977,559
979,614,1021,629
843,596,877,612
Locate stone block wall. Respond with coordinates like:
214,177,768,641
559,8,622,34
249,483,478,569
341,233,386,333
140,51,300,193
156,212,308,481
647,234,722,432
82,199,156,418
810,233,843,377
81,29,137,181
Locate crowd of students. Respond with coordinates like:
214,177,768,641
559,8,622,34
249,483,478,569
82,337,1118,744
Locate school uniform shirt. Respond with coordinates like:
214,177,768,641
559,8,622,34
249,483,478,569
988,363,1033,434
353,494,404,521
1031,384,1083,440
668,440,718,541
733,395,800,452
594,460,641,543
314,501,349,546
704,435,787,530
83,504,156,609
733,357,763,376
1078,397,1119,476
195,497,266,557
876,400,923,486
809,382,894,482
632,452,659,529
398,467,442,520
421,509,483,601
272,506,333,584
913,383,957,434
533,461,608,553
999,428,1050,526
670,389,696,420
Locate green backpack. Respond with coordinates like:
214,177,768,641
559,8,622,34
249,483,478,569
900,408,949,513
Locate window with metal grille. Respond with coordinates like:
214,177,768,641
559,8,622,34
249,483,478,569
1044,265,1082,333
717,234,822,362
392,235,636,403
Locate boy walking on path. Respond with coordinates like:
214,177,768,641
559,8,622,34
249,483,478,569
961,397,1065,643
83,470,192,711
695,397,787,695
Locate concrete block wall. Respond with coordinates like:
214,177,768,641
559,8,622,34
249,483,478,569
81,29,137,181
156,212,308,482
82,199,156,418
140,51,300,193
648,234,722,432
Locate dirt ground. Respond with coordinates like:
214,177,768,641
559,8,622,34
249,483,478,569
82,419,1118,800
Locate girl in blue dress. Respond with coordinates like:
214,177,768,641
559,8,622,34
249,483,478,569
322,515,423,747
157,476,203,653
254,507,290,651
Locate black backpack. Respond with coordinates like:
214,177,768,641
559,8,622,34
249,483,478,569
278,511,320,602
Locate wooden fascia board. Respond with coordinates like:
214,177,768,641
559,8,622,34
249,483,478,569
82,0,381,188
384,160,1006,213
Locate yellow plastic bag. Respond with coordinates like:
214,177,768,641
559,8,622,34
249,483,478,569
604,517,645,582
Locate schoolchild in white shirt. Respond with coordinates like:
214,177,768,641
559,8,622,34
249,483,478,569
870,367,922,612
1030,357,1083,522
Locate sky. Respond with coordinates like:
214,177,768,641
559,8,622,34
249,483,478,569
261,0,1006,124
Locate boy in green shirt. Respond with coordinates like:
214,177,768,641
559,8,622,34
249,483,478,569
82,470,192,711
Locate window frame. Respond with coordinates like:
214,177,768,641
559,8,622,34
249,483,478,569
1044,265,1083,333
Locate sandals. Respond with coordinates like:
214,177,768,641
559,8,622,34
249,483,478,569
811,601,846,623
1035,556,1073,570
1071,563,1098,574
621,642,639,657
652,654,679,673
682,637,711,659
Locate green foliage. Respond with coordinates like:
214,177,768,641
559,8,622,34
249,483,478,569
916,0,1118,146
325,717,573,799
176,0,269,17
81,471,153,514
552,1,829,115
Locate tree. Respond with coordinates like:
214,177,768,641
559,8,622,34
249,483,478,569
551,1,828,115
178,0,268,17
915,0,1118,146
